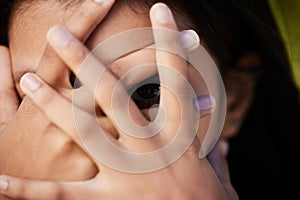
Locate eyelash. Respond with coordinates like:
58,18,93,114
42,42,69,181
128,74,161,110
19,71,161,111
131,83,160,110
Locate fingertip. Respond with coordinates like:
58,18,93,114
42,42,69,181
0,45,9,53
20,73,42,93
181,30,200,52
218,140,229,157
47,25,71,47
195,95,216,113
0,176,8,193
94,0,115,5
150,3,173,25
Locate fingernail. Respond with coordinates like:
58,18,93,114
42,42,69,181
181,30,200,51
219,140,229,157
94,0,109,3
0,177,8,192
152,3,171,24
47,25,71,47
195,95,216,111
20,73,41,92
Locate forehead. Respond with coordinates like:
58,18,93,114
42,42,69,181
9,1,152,73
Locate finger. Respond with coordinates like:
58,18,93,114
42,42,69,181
81,29,199,118
0,46,19,131
0,175,61,200
109,29,200,90
20,73,87,149
36,0,115,88
46,26,148,135
180,29,200,52
150,4,194,132
195,95,216,118
67,0,115,42
146,95,216,122
0,175,101,200
207,140,239,200
20,73,123,166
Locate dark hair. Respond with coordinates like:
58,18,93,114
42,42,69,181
0,0,294,78
0,0,13,45
1,0,297,123
1,0,299,198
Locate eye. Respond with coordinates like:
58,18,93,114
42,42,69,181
69,72,82,89
129,75,160,110
131,83,160,109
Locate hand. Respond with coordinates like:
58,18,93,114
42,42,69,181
0,3,236,199
0,0,115,183
207,140,239,200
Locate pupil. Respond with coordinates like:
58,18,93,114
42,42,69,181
136,84,160,99
69,72,82,89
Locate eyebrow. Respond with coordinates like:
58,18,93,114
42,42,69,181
14,70,36,84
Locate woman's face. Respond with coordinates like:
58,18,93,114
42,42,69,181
9,1,153,94
8,1,256,139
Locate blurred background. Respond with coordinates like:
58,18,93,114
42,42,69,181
270,0,300,90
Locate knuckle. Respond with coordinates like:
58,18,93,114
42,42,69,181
63,154,98,180
11,180,63,200
43,131,73,156
74,154,98,179
185,139,200,159
55,139,74,155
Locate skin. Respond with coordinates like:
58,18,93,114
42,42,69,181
0,0,117,183
0,0,245,199
8,0,258,140
0,0,208,181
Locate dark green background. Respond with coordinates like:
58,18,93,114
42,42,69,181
270,0,300,90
